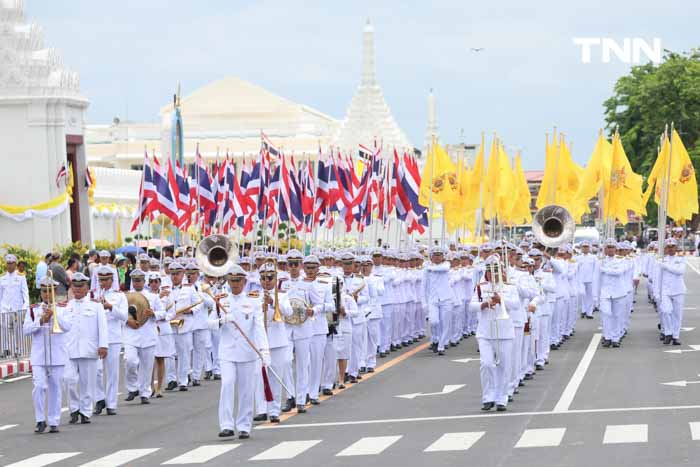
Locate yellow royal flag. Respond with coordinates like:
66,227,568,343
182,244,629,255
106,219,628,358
418,141,457,207
645,130,698,222
509,154,533,225
443,156,473,234
536,134,557,209
571,132,612,221
484,138,515,222
536,134,584,212
605,133,646,223
463,135,486,212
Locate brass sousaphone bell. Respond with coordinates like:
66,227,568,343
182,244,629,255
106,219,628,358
532,204,575,248
195,234,239,277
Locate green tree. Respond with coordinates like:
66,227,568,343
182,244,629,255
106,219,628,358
603,49,700,226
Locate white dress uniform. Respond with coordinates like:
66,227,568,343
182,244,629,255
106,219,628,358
476,281,517,407
189,281,215,382
334,288,359,360
218,290,270,434
280,276,314,406
565,260,578,336
94,288,128,411
124,290,164,398
165,284,200,387
152,289,176,358
549,258,569,346
377,264,397,354
307,277,333,402
0,270,29,313
364,273,384,370
23,302,72,427
89,265,120,293
595,255,627,345
259,290,293,417
206,281,224,378
64,297,108,417
577,253,597,317
422,261,455,353
533,267,556,366
658,254,687,340
346,274,369,378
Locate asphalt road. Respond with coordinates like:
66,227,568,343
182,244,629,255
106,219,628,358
1,259,700,467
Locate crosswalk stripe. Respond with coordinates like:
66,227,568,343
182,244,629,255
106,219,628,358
250,440,321,461
0,424,18,431
162,445,239,464
689,422,700,440
603,424,648,444
424,432,485,452
336,436,403,456
4,452,82,467
79,448,160,466
515,428,567,448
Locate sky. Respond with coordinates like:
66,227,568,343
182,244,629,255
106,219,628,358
24,0,699,169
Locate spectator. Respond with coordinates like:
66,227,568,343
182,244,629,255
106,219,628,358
47,253,70,298
17,261,27,276
35,253,50,289
83,250,98,277
66,258,80,281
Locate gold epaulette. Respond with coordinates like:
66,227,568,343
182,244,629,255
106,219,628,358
247,290,261,298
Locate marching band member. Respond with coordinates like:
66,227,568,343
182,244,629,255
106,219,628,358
304,255,331,405
577,241,597,319
658,238,687,345
548,247,570,350
342,252,370,383
203,274,223,380
335,274,358,389
23,276,71,433
65,272,108,425
377,250,397,357
185,262,215,386
530,249,556,370
89,251,119,293
477,255,517,411
94,266,127,416
217,265,270,439
595,239,627,348
0,253,29,317
165,262,200,391
124,269,162,404
361,256,384,373
423,247,455,356
148,272,174,397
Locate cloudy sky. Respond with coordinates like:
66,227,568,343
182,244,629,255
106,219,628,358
25,0,698,169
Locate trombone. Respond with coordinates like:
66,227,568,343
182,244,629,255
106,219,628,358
44,271,64,375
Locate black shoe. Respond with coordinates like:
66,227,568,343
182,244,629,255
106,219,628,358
673,339,682,346
140,397,150,405
310,399,320,405
660,332,665,341
93,399,105,415
359,367,367,374
238,431,250,439
612,342,620,348
156,393,163,398
179,385,188,392
552,344,560,350
253,414,268,422
348,376,358,384
379,352,386,358
367,367,375,373
356,375,363,380
524,373,533,380
218,429,235,437
581,313,586,318
80,414,91,424
402,342,409,347
438,350,445,356
270,416,280,423
518,380,525,387
166,381,177,391
338,383,346,389
204,371,212,380
535,364,544,370
297,405,307,413
664,335,673,345
496,404,507,412
192,380,201,387
481,402,495,411
125,391,138,402
213,374,221,380
49,425,59,433
69,411,79,424
322,388,333,396
508,395,514,402
449,342,457,347
34,421,47,433
586,315,594,319
282,397,295,413
602,339,611,348
550,344,556,350
106,408,117,415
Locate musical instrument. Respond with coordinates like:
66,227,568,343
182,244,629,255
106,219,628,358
327,276,341,334
284,296,310,325
195,234,238,277
126,291,151,328
532,204,575,248
47,271,63,335
272,262,283,322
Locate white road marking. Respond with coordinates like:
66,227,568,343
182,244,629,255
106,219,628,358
0,424,18,431
3,375,32,383
661,379,700,387
424,432,484,452
682,325,696,329
451,358,479,364
686,260,700,276
336,436,402,456
251,440,321,461
4,452,82,467
162,445,239,464
552,333,602,413
689,422,700,440
603,424,648,444
79,448,160,466
664,344,700,354
396,384,465,400
515,428,566,448
259,404,700,429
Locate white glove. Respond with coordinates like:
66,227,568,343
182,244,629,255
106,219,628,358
261,349,271,367
220,313,234,325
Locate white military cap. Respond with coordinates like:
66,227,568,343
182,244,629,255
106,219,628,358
149,258,160,267
239,256,252,265
38,276,59,287
4,254,17,263
429,246,446,255
226,264,247,277
522,257,535,266
287,249,303,260
130,269,146,279
259,263,276,273
185,261,200,271
580,240,591,247
277,254,288,263
163,257,174,265
672,226,683,233
518,241,530,248
168,262,184,272
528,248,542,257
303,255,321,265
665,238,678,247
604,238,617,247
339,251,355,261
484,254,501,267
98,250,111,257
71,272,90,283
146,272,161,281
96,265,114,276
138,253,150,261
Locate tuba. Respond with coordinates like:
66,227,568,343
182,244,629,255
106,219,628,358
195,234,239,277
532,204,575,248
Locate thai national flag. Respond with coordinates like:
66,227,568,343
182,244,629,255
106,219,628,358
131,153,156,231
174,161,192,229
150,158,179,224
193,148,215,211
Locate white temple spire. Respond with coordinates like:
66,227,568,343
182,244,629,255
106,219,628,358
425,88,438,150
361,18,376,86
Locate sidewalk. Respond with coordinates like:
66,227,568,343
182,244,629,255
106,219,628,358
0,358,31,379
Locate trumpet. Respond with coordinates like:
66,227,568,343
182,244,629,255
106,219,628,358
47,271,63,334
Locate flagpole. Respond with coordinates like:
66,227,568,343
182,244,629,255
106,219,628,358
136,146,147,246
658,123,674,251
428,135,436,248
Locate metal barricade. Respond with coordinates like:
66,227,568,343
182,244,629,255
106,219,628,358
0,309,32,362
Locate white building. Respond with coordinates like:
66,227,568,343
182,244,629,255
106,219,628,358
0,0,91,251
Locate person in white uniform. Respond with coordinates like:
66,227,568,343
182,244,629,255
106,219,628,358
361,257,384,372
576,241,597,319
658,238,687,345
595,238,627,348
217,265,270,440
185,262,215,386
89,250,120,293
23,276,72,433
422,247,456,356
64,272,108,425
0,253,29,315
93,266,127,416
342,252,370,383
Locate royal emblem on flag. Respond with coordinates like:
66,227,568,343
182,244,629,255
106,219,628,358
610,167,626,189
680,163,694,183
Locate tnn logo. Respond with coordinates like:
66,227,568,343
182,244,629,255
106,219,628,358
573,38,662,64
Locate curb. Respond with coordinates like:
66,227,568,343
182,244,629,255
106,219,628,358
0,359,31,379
